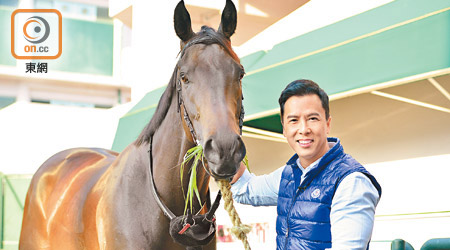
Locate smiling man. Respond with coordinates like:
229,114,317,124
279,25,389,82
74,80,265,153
231,79,382,250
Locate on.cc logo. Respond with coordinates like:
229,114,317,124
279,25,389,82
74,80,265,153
11,9,62,59
23,16,50,44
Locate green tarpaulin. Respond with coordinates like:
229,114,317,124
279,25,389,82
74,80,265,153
112,0,450,152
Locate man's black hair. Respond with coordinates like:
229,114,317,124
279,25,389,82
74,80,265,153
278,79,330,121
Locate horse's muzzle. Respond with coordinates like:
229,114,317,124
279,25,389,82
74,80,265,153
203,134,246,180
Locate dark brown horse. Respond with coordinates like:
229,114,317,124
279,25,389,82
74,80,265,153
19,1,246,249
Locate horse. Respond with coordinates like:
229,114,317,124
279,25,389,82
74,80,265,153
19,1,246,249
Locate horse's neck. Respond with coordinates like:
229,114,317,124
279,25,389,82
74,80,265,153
150,96,210,216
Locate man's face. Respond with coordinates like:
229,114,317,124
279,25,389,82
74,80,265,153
282,94,331,168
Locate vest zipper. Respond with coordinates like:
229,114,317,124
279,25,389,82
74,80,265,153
284,185,307,249
284,200,294,248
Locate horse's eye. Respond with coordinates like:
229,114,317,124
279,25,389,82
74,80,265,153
180,72,188,83
239,72,245,81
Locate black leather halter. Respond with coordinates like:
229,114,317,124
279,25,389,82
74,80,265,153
147,95,244,248
147,34,245,249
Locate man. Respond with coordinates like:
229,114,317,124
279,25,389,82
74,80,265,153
231,79,382,250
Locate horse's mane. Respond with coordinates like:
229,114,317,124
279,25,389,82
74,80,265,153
135,26,239,146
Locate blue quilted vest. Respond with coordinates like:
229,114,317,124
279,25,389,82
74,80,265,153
276,137,381,250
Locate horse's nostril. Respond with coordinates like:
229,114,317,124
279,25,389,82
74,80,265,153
203,138,220,164
233,136,246,163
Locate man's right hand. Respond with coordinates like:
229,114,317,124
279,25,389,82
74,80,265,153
230,162,246,184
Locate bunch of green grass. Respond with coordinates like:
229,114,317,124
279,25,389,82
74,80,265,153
180,145,250,215
180,145,204,215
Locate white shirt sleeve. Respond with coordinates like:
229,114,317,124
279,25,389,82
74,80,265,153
327,172,380,250
230,166,284,206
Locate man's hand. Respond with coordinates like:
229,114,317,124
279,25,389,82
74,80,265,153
231,162,246,184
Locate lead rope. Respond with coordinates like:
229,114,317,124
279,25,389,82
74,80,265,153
217,180,251,250
216,97,252,250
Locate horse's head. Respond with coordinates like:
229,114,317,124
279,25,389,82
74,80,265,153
174,0,246,180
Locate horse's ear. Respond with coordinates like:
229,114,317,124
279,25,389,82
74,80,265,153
174,0,194,42
218,0,237,39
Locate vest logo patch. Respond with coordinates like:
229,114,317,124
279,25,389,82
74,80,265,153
311,188,321,198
